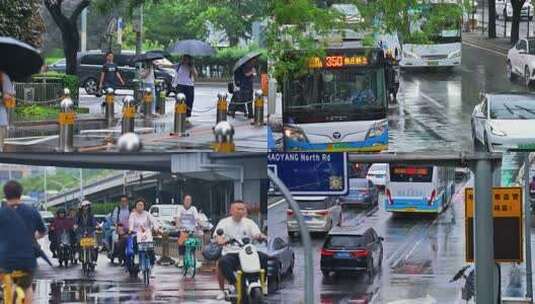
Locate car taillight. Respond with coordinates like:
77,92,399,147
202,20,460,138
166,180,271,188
386,188,393,205
428,189,436,205
321,248,335,257
351,249,369,257
287,209,294,217
316,210,329,216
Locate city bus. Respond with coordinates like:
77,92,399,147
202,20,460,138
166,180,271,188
282,46,393,152
384,164,455,213
400,0,463,67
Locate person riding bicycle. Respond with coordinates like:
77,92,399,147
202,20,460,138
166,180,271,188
74,200,99,262
175,194,201,268
128,198,162,266
0,181,46,303
213,200,268,301
49,208,75,258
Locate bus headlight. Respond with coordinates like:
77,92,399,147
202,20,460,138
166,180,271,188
403,50,418,59
366,122,387,140
448,50,461,59
284,125,308,142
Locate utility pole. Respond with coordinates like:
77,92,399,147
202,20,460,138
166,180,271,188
43,167,47,206
133,6,143,55
524,153,533,300
81,8,88,52
79,169,84,201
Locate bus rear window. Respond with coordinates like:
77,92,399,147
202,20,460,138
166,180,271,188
390,165,433,183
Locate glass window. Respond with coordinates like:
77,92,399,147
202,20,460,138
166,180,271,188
81,54,105,65
528,40,535,54
325,235,365,248
517,40,527,51
272,237,287,250
490,96,535,120
115,54,133,66
285,68,386,124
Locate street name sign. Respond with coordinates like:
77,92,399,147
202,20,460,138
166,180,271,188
267,152,348,195
465,187,523,262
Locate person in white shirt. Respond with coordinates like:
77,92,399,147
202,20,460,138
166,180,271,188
175,194,200,267
0,72,14,151
213,200,267,300
138,61,156,113
128,198,161,266
172,55,198,118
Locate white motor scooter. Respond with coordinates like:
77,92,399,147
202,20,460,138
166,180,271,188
216,229,267,304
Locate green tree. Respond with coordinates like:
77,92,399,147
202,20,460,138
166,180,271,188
0,0,45,47
510,0,527,44
143,0,208,47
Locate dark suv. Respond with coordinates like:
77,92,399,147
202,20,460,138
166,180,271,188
49,50,175,96
320,226,383,282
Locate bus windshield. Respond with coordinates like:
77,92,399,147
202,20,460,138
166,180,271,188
408,3,462,44
284,68,386,124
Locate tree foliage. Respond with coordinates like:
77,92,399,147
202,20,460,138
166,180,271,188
268,0,469,82
0,0,45,47
44,0,92,75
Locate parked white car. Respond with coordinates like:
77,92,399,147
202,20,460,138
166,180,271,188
472,93,535,152
287,196,342,236
506,38,535,86
366,163,387,187
496,0,534,20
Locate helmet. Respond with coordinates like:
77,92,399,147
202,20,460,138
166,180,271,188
57,207,66,215
80,200,91,207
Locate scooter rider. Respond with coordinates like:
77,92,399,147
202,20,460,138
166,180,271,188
74,200,99,262
175,194,201,268
110,195,130,263
213,200,268,301
49,208,75,258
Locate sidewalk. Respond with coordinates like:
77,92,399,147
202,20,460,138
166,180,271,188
462,31,513,56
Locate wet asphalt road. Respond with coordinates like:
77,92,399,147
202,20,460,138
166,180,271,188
267,176,532,304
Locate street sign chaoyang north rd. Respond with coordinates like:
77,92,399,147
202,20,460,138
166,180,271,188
465,187,523,262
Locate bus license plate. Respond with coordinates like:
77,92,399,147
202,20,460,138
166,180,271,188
405,208,417,212
336,252,351,258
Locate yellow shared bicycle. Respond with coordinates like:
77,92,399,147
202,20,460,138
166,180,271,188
1,270,28,304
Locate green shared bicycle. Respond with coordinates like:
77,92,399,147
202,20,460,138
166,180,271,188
182,232,202,278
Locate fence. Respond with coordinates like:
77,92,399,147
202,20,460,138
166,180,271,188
13,82,64,106
474,2,534,39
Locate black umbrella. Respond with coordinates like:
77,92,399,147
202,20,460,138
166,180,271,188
233,50,263,73
0,37,43,81
131,52,165,63
147,49,171,58
167,40,215,56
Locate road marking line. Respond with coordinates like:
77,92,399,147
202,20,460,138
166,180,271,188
419,92,446,110
463,40,507,58
268,198,286,210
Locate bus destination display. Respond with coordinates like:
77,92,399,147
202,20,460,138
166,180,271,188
308,55,369,69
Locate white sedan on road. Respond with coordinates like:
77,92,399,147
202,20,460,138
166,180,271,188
506,38,535,86
472,93,535,152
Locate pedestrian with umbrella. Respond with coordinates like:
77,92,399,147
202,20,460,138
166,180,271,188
168,40,215,120
132,52,164,115
229,51,262,119
0,37,43,151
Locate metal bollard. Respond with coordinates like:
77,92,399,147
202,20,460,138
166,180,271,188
58,89,75,152
156,81,166,115
104,87,115,126
121,96,136,134
156,233,175,266
213,121,235,152
254,89,264,126
142,87,153,117
173,93,188,136
216,92,228,123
